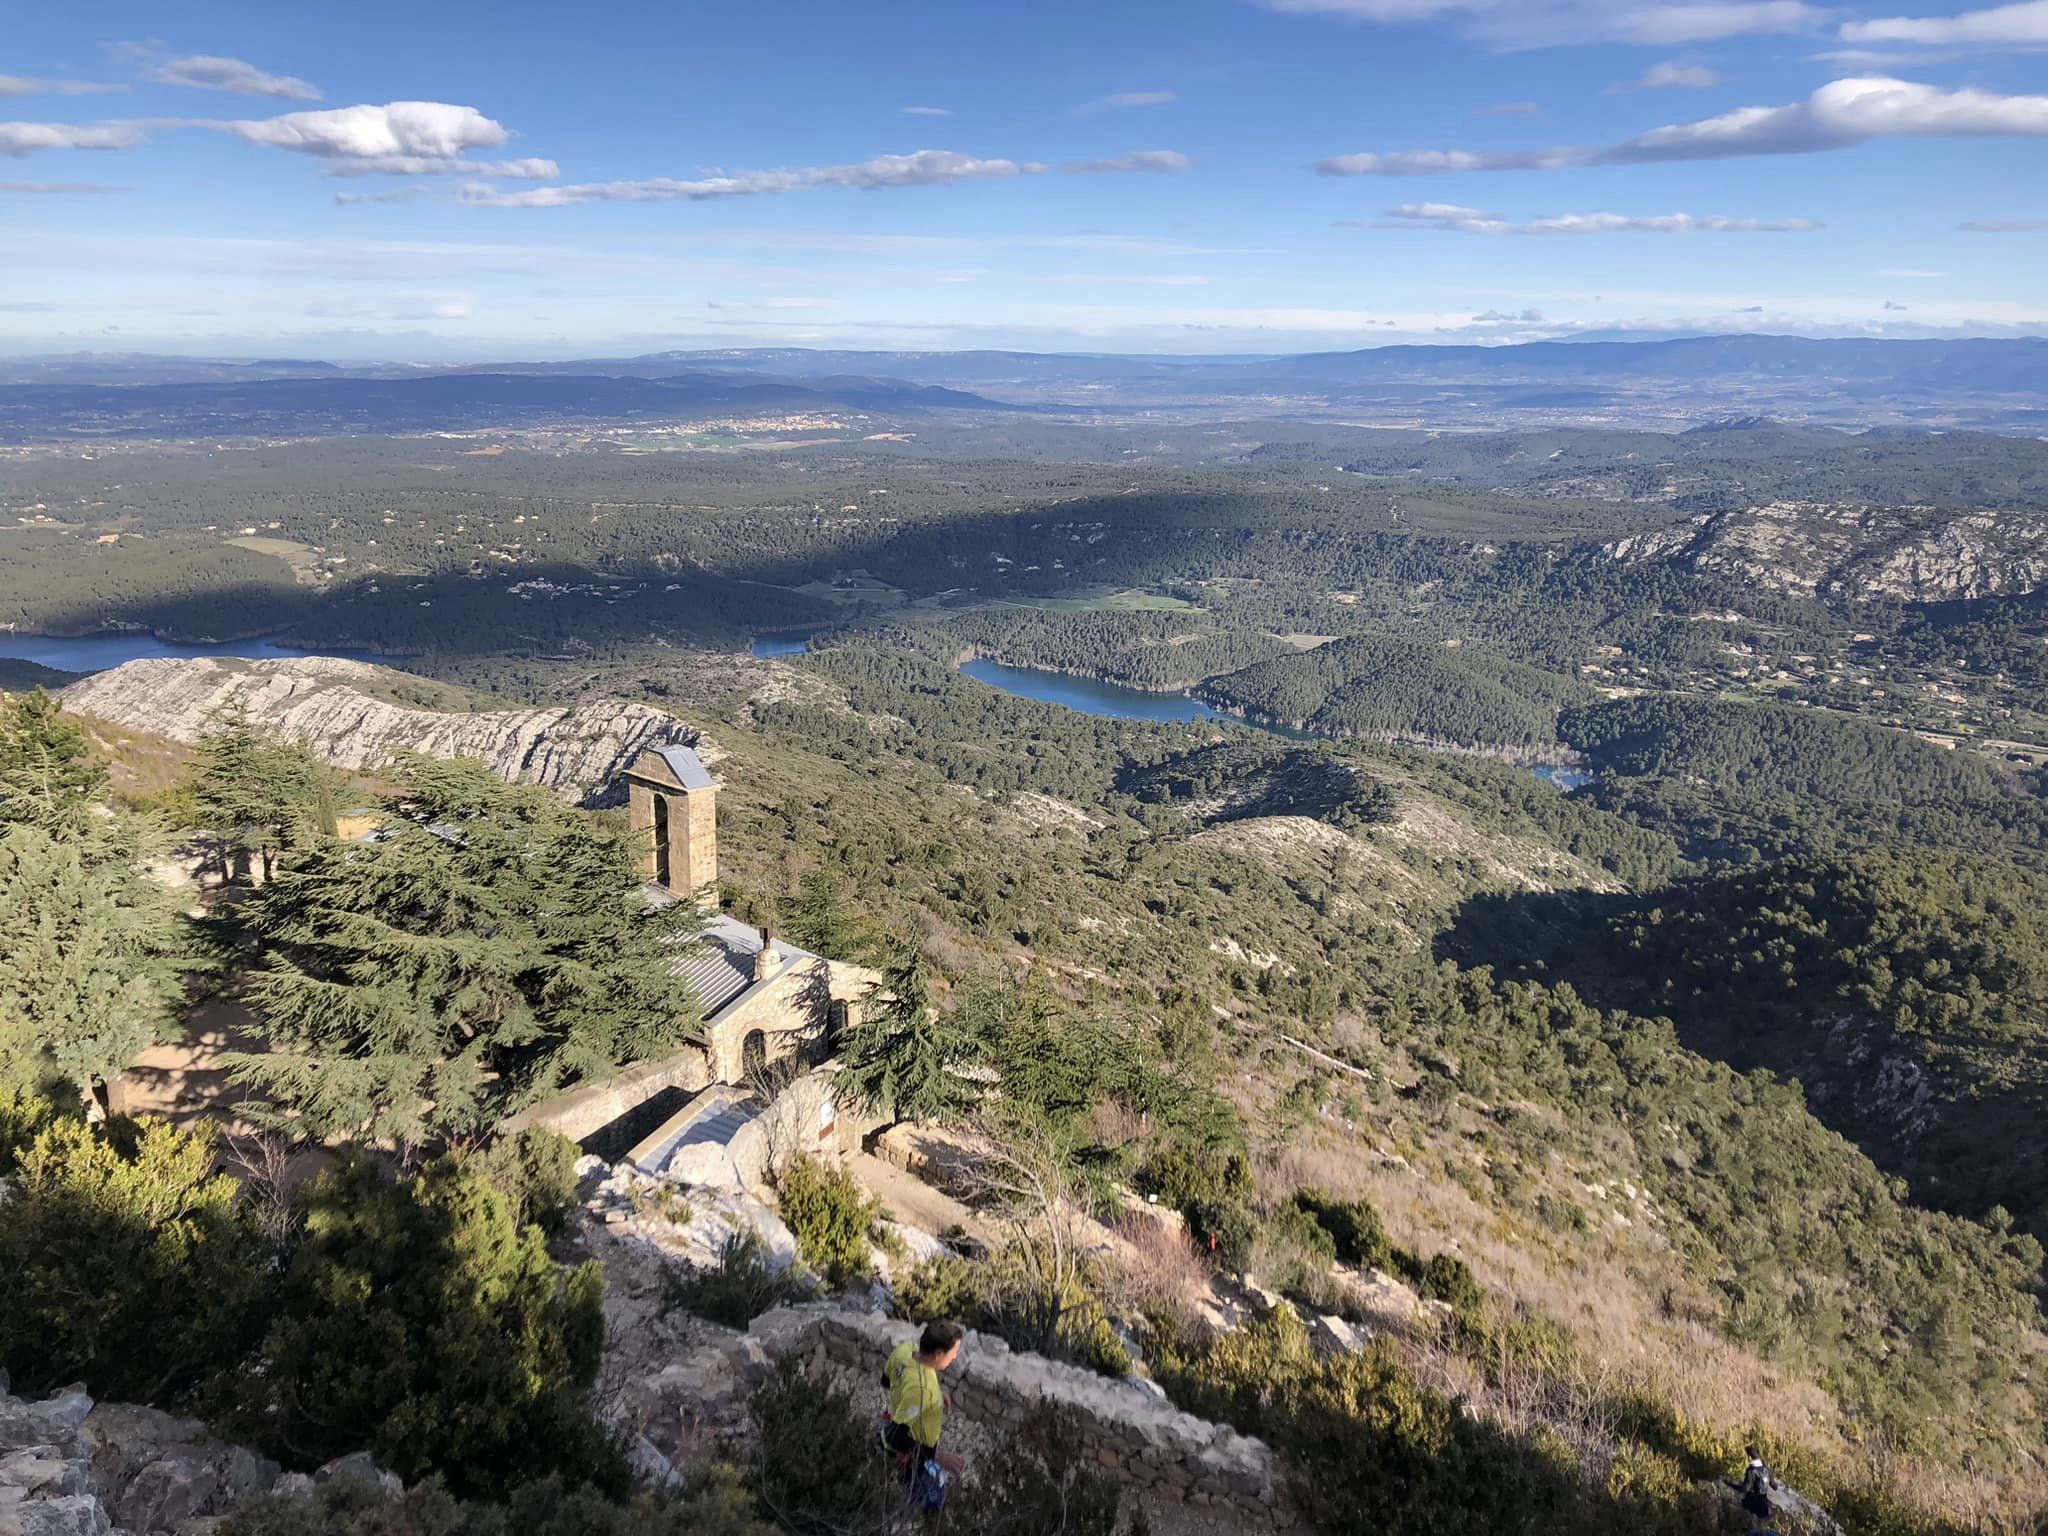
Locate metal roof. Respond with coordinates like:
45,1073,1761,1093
666,913,815,1021
655,743,714,791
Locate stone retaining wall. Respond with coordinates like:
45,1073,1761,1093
746,1304,1301,1531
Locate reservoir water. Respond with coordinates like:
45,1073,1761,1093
748,632,815,659
957,656,1588,789
0,631,379,674
959,657,1238,727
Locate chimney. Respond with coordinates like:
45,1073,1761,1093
752,927,778,982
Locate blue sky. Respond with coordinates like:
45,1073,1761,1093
2,0,2045,357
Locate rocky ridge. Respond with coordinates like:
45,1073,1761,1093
1598,501,2048,602
59,657,690,804
0,1377,399,1536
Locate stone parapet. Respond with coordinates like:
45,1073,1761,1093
746,1304,1301,1530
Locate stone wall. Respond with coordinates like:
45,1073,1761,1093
501,1043,715,1147
745,1305,1301,1531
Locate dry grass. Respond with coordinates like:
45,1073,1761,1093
1102,1210,1212,1331
1250,1120,2048,1534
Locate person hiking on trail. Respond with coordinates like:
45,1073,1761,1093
881,1320,966,1509
1740,1445,1778,1533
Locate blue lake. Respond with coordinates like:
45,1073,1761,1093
0,631,380,674
960,657,1241,727
749,632,815,659
957,656,1588,789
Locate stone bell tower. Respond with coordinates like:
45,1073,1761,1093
622,743,718,902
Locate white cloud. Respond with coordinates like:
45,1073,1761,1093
144,53,321,100
1624,60,1722,87
0,179,127,193
1842,0,2048,43
1259,0,1822,47
0,74,124,97
1063,149,1194,173
1319,146,1580,173
0,121,143,156
1960,217,2048,230
333,187,430,206
458,149,1044,207
1318,75,2048,174
225,101,511,162
1355,202,1821,231
1600,75,2048,160
1808,45,1957,62
324,154,558,179
1100,91,1177,107
902,105,952,116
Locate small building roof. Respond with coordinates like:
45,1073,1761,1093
667,912,816,1022
655,743,714,790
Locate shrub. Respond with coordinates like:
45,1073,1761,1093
1421,1253,1484,1321
890,1253,988,1324
0,1085,64,1173
1290,1188,1393,1272
1136,1142,1251,1213
948,1402,1123,1536
237,1155,615,1496
662,1228,808,1329
477,1127,582,1235
220,1470,774,1536
1186,1196,1258,1272
0,1114,274,1402
775,1154,881,1287
744,1359,901,1536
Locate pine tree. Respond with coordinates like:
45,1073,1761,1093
836,937,979,1125
0,692,184,1104
0,689,106,833
230,755,704,1148
194,715,335,884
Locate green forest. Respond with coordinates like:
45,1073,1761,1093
5,419,2048,1536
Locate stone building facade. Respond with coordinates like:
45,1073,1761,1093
507,743,877,1161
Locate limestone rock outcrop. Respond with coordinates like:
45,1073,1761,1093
0,1380,409,1536
1599,501,2048,602
60,657,691,805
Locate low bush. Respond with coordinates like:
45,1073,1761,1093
1421,1253,1484,1323
234,1155,615,1496
220,1471,773,1536
477,1127,582,1235
775,1154,881,1287
662,1228,809,1329
0,1113,275,1403
744,1358,902,1536
1289,1187,1394,1272
890,1252,987,1324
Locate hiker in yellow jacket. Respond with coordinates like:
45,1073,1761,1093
882,1320,966,1483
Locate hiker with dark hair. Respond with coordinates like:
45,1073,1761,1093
881,1320,966,1512
1740,1445,1778,1534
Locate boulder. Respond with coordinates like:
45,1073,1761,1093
0,1395,92,1455
662,1141,744,1191
114,1457,217,1535
1310,1314,1368,1356
0,1494,109,1536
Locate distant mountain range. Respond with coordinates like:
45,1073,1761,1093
0,369,1017,443
2,335,2045,437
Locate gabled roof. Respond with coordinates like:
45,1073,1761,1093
625,741,714,792
656,743,714,790
667,912,817,1021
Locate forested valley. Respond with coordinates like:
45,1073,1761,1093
5,416,2048,1536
